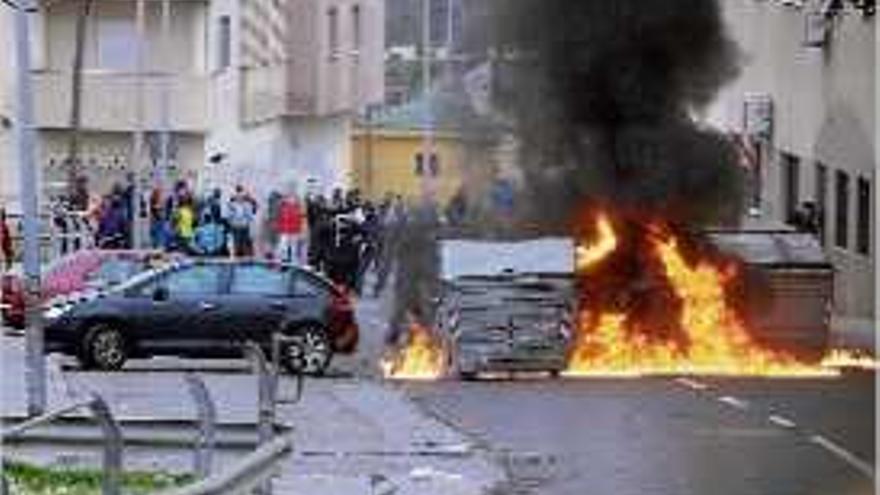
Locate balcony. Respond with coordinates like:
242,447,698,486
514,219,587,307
31,70,209,132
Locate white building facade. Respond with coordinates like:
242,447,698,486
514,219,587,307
203,0,385,201
0,0,384,210
707,0,875,324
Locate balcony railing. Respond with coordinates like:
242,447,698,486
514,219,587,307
31,70,209,132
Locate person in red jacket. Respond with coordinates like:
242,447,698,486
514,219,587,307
275,192,305,264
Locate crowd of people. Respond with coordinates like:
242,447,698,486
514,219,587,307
86,179,416,297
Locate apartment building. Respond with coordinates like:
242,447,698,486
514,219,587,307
204,0,385,202
0,0,383,211
707,0,875,323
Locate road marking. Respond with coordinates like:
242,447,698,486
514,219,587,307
717,395,749,411
674,377,708,391
767,414,797,429
810,434,875,479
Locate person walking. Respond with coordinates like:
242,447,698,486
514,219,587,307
228,185,258,257
275,191,305,264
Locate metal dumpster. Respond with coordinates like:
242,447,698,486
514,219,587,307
437,238,576,378
707,230,833,359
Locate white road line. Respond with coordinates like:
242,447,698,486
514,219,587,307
767,414,797,429
717,395,749,411
810,434,875,479
674,377,709,391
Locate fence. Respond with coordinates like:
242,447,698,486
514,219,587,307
1,393,123,495
5,210,94,265
2,340,304,495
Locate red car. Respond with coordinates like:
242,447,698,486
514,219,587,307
2,250,174,329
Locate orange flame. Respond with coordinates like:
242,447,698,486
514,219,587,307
575,213,618,272
381,322,448,380
566,214,839,377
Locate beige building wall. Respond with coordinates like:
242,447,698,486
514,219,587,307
708,0,875,321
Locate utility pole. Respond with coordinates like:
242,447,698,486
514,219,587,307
158,0,171,196
420,0,434,200
14,0,47,415
131,0,146,248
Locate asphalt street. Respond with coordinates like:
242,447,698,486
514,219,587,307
404,373,876,495
2,283,876,495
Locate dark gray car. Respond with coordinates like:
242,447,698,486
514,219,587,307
43,259,359,375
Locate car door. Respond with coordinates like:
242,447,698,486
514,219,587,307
225,263,297,346
134,263,229,355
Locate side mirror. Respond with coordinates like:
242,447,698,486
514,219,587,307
152,286,170,302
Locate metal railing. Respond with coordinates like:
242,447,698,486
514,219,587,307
1,393,123,495
159,339,303,495
6,210,94,264
2,343,302,495
156,434,293,495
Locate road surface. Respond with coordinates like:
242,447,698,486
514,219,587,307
404,373,875,495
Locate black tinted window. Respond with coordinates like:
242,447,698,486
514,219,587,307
165,265,223,296
231,265,290,296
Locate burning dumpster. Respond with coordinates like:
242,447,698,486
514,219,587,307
437,238,576,379
706,229,833,360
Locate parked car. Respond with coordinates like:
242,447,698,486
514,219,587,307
42,259,358,375
2,250,174,329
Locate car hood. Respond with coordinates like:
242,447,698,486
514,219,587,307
43,289,106,310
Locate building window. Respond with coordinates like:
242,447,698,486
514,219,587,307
328,7,339,57
352,5,362,51
218,16,231,70
857,176,871,255
815,162,827,245
781,153,800,225
835,169,850,249
429,153,440,176
414,153,424,175
414,152,439,176
97,16,138,70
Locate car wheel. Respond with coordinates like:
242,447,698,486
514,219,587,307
80,324,128,371
283,324,333,376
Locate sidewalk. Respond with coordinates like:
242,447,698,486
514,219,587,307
0,336,503,494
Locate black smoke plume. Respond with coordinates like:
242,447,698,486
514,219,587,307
475,0,745,229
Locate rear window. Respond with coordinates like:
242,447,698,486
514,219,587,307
292,272,332,297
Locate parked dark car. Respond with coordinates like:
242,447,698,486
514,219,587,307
2,250,175,329
42,259,358,375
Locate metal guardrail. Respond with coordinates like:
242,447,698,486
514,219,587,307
155,434,293,495
1,393,123,495
184,373,217,480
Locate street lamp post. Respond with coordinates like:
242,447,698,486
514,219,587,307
421,0,434,200
131,0,146,248
13,0,47,415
